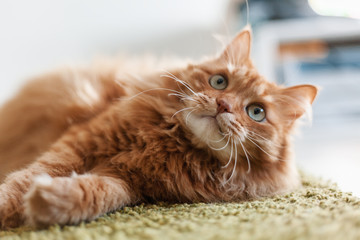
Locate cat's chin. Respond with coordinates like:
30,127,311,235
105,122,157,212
184,111,233,158
186,112,235,137
185,112,219,141
199,114,229,135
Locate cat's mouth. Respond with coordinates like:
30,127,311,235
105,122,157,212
184,109,238,158
200,114,216,120
200,113,231,134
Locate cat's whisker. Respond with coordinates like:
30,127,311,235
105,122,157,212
246,130,270,141
171,106,196,119
185,109,196,126
176,80,198,96
161,70,187,86
208,133,231,151
238,137,251,174
161,74,198,97
223,140,238,185
246,134,284,149
168,93,200,103
178,96,201,104
218,130,231,137
164,83,194,98
208,132,231,143
181,97,201,104
119,87,188,102
246,134,274,146
161,70,177,78
160,71,199,97
163,88,187,96
222,138,234,169
247,130,284,148
169,76,193,99
167,92,188,99
167,88,201,104
245,136,279,160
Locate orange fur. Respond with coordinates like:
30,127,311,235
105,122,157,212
0,27,317,229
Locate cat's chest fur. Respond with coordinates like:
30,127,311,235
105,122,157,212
83,98,222,202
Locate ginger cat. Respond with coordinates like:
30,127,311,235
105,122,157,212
0,27,317,229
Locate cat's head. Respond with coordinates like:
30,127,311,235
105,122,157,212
165,27,317,182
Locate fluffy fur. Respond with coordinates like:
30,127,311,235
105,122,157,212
0,28,317,229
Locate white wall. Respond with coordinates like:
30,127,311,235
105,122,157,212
0,0,231,104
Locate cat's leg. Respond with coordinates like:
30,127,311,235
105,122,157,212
23,173,132,228
0,148,85,229
0,69,124,182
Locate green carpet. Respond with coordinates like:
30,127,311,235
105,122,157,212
1,174,360,240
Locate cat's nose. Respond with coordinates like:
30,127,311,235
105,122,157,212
217,99,232,114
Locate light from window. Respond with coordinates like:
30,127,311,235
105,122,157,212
309,0,360,19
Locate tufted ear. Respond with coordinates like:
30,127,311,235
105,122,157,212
218,25,252,65
275,84,318,122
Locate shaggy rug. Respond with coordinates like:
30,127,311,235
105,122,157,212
1,174,359,240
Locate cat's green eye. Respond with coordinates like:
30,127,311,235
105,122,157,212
209,75,228,90
246,104,266,122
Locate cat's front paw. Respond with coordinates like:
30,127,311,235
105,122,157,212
0,210,23,230
0,184,25,229
24,174,82,228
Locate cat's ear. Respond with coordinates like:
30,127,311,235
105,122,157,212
275,84,318,122
218,25,252,65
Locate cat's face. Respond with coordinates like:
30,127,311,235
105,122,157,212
168,28,317,175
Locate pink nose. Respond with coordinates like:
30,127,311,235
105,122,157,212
217,99,231,114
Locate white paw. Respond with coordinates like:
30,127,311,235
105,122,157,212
33,174,53,186
23,177,82,228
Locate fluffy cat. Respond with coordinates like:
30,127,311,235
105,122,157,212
0,27,317,229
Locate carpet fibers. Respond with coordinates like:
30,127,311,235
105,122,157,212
1,174,360,240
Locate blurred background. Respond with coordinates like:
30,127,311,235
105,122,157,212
0,0,359,194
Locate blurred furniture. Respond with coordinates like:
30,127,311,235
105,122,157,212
253,17,360,195
253,17,360,82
